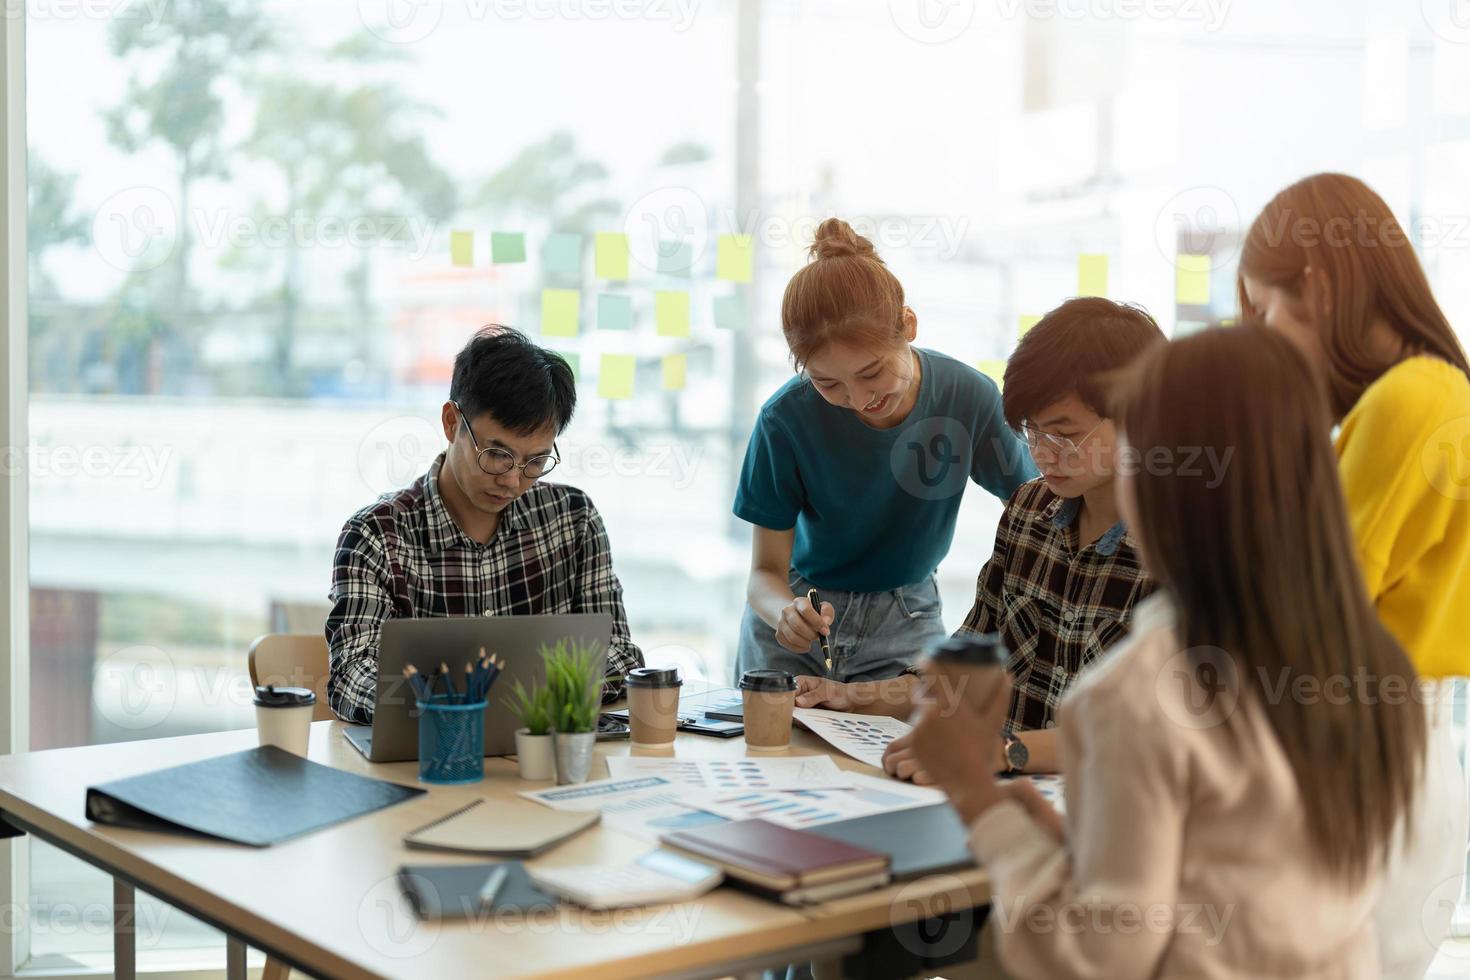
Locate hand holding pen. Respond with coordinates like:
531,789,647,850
775,590,835,664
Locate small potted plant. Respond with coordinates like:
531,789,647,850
542,638,603,785
504,679,555,780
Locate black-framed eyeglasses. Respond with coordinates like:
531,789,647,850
451,402,560,479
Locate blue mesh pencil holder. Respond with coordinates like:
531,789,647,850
416,696,487,784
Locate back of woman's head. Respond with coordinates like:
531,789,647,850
782,218,908,372
1239,172,1470,417
1112,324,1425,885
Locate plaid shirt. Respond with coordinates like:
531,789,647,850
325,453,644,724
958,478,1154,732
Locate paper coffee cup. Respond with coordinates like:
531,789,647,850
919,634,1010,716
625,667,682,747
253,685,316,757
739,669,796,753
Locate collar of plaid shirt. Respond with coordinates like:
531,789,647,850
1046,494,1130,556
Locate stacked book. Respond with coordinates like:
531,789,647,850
661,818,891,905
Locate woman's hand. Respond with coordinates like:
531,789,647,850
795,675,855,709
776,595,834,653
910,674,1015,823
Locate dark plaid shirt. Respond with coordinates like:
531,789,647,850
958,478,1154,732
326,453,644,724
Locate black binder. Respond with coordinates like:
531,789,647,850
805,804,976,880
85,745,425,847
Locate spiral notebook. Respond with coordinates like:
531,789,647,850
403,798,600,858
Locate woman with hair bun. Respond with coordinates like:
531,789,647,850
733,218,1034,684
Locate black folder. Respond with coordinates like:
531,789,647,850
85,745,425,847
397,862,558,920
805,804,976,880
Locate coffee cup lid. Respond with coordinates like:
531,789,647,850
253,685,317,708
625,667,683,689
924,634,1010,667
739,668,796,693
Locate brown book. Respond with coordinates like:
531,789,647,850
661,819,890,895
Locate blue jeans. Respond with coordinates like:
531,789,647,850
735,572,948,684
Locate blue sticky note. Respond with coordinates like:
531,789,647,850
713,293,746,330
657,240,694,277
542,234,583,276
598,294,634,331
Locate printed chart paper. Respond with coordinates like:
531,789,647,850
686,772,944,830
604,755,852,791
793,708,912,769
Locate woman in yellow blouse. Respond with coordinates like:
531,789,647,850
1240,172,1470,980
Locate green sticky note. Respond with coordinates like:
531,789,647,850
662,353,688,391
716,234,754,283
1176,254,1212,306
595,232,630,280
542,234,583,275
657,240,694,276
598,354,635,400
491,232,526,264
1018,314,1042,340
597,294,634,331
555,351,580,381
1077,254,1108,297
655,290,691,337
713,293,746,330
977,359,1007,391
450,230,474,267
540,288,580,337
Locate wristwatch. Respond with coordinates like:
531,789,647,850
1001,734,1029,775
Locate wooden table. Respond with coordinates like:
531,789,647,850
0,719,991,979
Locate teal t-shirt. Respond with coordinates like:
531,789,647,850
734,348,1037,592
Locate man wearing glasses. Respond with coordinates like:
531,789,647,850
796,298,1162,776
326,327,643,723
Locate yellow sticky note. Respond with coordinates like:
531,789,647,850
662,353,687,391
450,230,474,267
716,234,754,283
595,232,630,280
655,290,691,337
1018,315,1042,340
977,359,1007,391
1077,254,1108,297
540,289,580,337
1176,254,1212,306
598,354,635,400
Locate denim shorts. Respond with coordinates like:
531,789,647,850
734,571,949,685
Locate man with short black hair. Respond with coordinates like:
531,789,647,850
796,298,1163,775
326,327,643,723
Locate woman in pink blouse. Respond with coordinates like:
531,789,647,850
913,325,1427,980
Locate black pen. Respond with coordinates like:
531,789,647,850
806,588,833,675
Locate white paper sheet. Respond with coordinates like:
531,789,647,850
793,708,913,769
604,754,853,791
684,772,945,829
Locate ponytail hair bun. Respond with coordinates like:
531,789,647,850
809,218,883,264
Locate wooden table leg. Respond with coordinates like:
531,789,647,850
226,935,247,980
113,878,136,980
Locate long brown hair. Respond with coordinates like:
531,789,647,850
1113,325,1425,885
781,218,908,373
1238,172,1470,418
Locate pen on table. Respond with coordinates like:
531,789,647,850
806,588,833,675
477,865,509,912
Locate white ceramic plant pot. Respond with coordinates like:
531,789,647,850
514,728,556,781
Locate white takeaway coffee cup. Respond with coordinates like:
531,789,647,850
253,685,316,757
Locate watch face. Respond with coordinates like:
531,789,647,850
1007,738,1030,771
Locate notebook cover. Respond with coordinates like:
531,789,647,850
660,818,889,888
84,746,425,847
805,804,976,880
398,862,557,921
404,799,600,857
